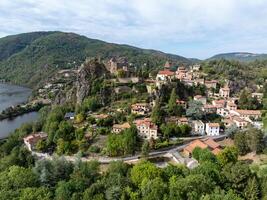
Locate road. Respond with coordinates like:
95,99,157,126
32,135,227,164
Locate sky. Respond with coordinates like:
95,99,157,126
0,0,267,59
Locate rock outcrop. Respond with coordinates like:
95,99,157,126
76,58,109,104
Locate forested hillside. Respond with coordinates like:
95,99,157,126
208,52,267,62
0,32,189,87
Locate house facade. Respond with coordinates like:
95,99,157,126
134,118,158,140
191,120,205,135
219,86,230,98
205,123,220,136
131,103,150,115
23,132,48,151
230,110,262,120
112,122,131,134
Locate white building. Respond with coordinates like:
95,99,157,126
191,120,205,135
156,70,175,82
134,118,158,140
205,123,220,136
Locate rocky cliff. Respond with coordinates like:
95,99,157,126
76,58,109,104
53,58,109,105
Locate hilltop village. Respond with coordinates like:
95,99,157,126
21,57,266,168
1,55,267,200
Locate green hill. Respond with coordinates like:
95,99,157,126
208,52,267,62
0,31,190,87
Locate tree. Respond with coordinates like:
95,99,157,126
162,164,189,180
169,174,213,200
70,160,100,191
201,189,242,200
0,166,38,190
75,113,85,124
123,127,137,155
238,89,261,110
130,161,161,186
244,177,260,200
217,146,238,166
222,162,252,193
140,177,167,200
19,187,52,200
82,97,101,112
192,147,216,163
151,99,164,125
168,88,183,116
234,132,249,155
193,161,222,185
33,157,73,187
186,100,204,120
246,127,264,153
141,141,150,158
225,124,238,138
234,128,265,155
55,181,74,200
54,121,75,142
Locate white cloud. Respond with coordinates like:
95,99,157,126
0,0,267,58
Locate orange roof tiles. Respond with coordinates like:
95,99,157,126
236,110,261,115
113,122,131,129
158,70,175,76
207,123,220,127
184,138,221,155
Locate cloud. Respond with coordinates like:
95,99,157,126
0,0,267,58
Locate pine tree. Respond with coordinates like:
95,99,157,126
151,99,163,125
244,177,260,200
168,88,177,114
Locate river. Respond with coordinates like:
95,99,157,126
0,83,38,138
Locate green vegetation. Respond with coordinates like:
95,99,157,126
202,59,267,93
234,127,265,155
0,31,189,87
1,144,264,200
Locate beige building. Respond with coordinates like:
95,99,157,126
205,80,218,89
131,103,150,115
194,95,207,105
112,122,131,134
191,120,205,135
230,109,261,120
219,86,230,98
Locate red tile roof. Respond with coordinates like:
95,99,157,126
158,70,175,76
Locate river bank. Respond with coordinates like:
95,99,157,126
0,83,39,138
0,102,43,120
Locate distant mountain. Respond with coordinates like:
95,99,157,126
0,31,190,87
208,52,267,62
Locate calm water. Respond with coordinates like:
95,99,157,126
0,83,38,138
